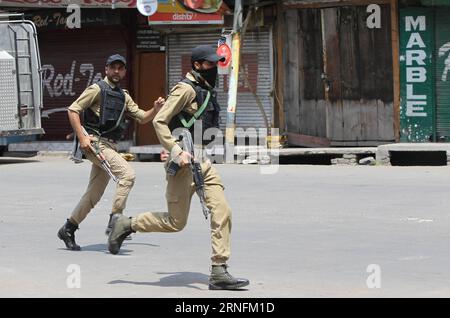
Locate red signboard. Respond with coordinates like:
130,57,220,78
148,11,223,25
217,43,231,68
148,0,223,25
177,0,223,13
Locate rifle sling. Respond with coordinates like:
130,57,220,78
177,90,211,129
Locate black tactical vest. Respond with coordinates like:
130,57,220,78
84,80,126,141
168,77,220,144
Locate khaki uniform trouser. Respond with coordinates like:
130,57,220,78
70,140,135,225
132,161,232,265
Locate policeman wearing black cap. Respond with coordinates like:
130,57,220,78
57,54,165,251
108,45,250,290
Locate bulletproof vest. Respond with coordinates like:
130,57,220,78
84,80,126,141
168,77,220,144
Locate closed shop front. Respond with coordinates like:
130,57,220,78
167,29,273,131
39,25,129,140
17,8,132,141
399,5,450,142
434,8,450,140
283,2,396,147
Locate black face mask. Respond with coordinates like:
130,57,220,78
197,66,218,88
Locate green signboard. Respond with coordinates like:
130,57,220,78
400,8,435,142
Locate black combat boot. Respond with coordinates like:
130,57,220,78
57,219,81,251
108,215,134,255
105,213,132,240
209,265,249,290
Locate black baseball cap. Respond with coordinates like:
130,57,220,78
106,54,127,67
191,45,225,63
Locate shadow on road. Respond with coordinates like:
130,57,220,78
124,242,160,248
0,158,39,165
78,243,133,254
108,272,209,290
79,242,159,254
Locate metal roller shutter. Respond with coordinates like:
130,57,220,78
167,29,273,131
39,26,129,140
435,8,450,140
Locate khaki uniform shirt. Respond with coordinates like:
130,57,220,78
68,77,145,123
153,72,200,159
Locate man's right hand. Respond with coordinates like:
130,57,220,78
176,151,192,167
79,135,96,151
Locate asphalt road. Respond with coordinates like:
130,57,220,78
1,156,450,297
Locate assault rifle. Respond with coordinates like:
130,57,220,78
166,130,211,220
70,126,118,183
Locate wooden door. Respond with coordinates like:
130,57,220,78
321,5,394,144
136,52,166,145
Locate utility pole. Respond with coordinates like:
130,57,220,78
225,0,243,163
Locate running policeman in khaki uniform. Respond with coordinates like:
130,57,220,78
107,45,249,290
57,54,165,251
